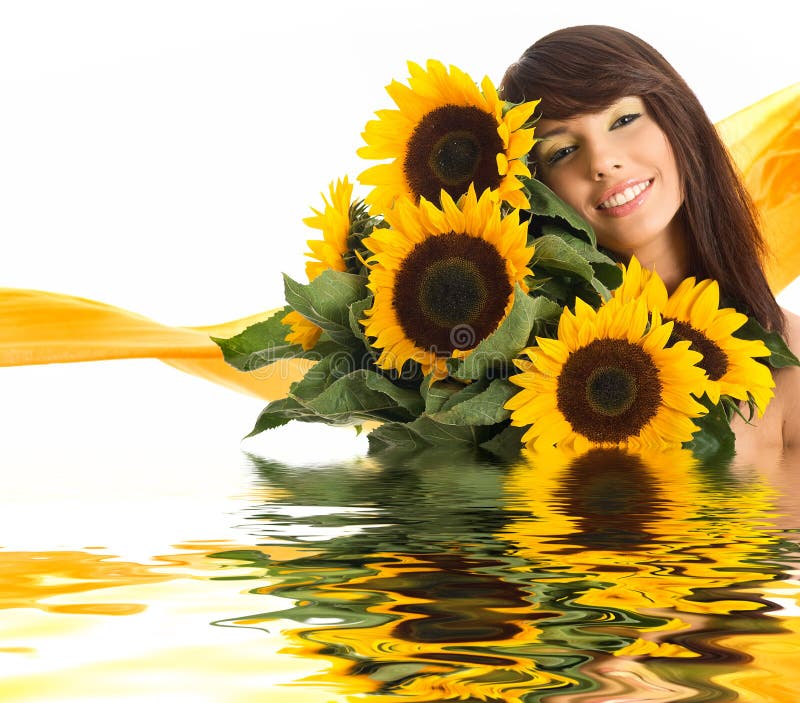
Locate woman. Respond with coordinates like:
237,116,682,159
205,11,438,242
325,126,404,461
500,25,800,458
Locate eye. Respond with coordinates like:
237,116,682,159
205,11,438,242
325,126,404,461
611,113,641,129
546,145,577,165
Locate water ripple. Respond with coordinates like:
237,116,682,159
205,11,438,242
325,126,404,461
209,446,800,702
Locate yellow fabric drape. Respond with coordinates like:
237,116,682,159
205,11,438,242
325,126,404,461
2,84,798,400
716,82,800,293
0,290,310,400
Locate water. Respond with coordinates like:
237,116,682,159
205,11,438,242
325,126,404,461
4,432,798,702
219,447,800,702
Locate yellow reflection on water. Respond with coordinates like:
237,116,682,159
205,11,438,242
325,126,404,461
0,542,348,703
240,552,576,702
2,448,800,702
710,570,800,703
502,447,777,614
239,447,800,702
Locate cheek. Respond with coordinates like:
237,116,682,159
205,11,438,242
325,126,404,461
540,172,588,215
662,154,685,216
653,134,684,204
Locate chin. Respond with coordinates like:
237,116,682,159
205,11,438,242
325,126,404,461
595,221,676,256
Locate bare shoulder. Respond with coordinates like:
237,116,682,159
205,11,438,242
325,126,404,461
772,309,800,446
732,308,800,457
781,308,800,350
776,309,800,384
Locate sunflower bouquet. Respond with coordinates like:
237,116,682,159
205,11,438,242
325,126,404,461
213,60,795,457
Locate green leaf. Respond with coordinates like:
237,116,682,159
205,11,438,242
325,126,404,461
421,375,463,414
245,397,313,438
591,262,624,292
531,234,595,282
247,360,425,434
588,277,612,304
439,377,490,412
211,306,300,371
683,400,736,461
289,353,356,404
530,300,563,339
528,276,573,305
428,379,517,426
347,295,384,366
734,317,800,369
362,370,425,416
300,369,423,425
366,422,428,452
283,269,368,346
523,177,595,244
538,224,615,265
348,296,374,344
367,416,493,452
449,285,553,381
479,424,526,458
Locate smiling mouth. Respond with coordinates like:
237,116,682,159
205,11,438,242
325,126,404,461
597,179,654,210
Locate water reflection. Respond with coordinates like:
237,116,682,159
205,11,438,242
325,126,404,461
213,446,800,702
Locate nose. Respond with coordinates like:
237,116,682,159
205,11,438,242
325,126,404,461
586,140,622,180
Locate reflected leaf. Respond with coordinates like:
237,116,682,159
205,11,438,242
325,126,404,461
207,446,797,701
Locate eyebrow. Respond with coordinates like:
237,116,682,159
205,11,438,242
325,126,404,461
536,125,568,140
536,100,645,142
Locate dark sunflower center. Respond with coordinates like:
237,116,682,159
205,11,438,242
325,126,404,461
429,131,480,186
586,366,637,416
556,339,662,443
667,319,728,381
393,232,511,353
419,257,486,326
404,105,504,203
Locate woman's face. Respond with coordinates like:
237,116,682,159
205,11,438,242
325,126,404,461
533,96,684,257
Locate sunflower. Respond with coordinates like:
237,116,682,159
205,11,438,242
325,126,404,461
360,186,533,378
505,297,708,451
281,309,322,351
282,177,355,348
613,257,774,415
303,176,354,280
358,60,537,212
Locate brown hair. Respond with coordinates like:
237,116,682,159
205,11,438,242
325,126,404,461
500,25,784,333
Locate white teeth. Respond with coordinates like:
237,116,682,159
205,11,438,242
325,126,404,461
599,180,651,209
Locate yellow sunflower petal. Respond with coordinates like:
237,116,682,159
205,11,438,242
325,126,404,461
507,129,536,160
496,152,509,176
282,310,323,351
504,100,539,133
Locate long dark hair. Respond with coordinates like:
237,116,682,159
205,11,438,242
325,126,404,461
500,25,784,333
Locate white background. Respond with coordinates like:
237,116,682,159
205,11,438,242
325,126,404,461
2,0,799,323
1,0,799,468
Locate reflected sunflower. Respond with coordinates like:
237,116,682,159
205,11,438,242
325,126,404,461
361,186,533,378
503,445,776,621
505,298,707,451
614,257,774,414
281,177,355,349
358,60,537,212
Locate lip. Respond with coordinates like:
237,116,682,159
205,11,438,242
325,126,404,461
595,178,654,218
